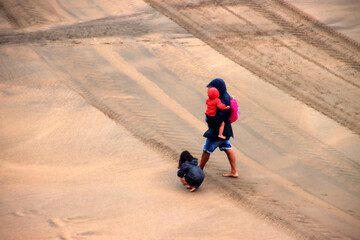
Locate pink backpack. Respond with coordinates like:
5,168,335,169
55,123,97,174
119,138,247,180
229,97,240,123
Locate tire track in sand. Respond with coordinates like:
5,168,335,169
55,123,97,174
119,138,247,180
32,44,359,239
2,0,358,238
32,45,205,158
151,40,360,194
143,0,360,135
0,0,50,28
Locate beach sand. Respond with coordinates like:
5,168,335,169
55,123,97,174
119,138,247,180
0,61,293,239
287,0,360,42
0,0,359,239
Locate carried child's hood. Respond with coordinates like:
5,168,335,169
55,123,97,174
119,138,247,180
208,87,220,99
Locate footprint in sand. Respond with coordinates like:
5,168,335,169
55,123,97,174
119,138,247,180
12,209,38,217
76,231,100,236
48,218,65,228
58,231,100,240
57,232,71,240
12,211,26,217
48,215,88,228
49,216,100,239
63,215,89,224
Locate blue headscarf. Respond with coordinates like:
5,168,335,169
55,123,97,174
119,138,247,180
206,78,230,106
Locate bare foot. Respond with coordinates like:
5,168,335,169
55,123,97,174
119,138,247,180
180,177,187,185
186,185,192,189
189,187,196,192
222,173,239,178
218,135,226,139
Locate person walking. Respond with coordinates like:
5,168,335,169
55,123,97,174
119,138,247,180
205,87,230,139
200,78,238,178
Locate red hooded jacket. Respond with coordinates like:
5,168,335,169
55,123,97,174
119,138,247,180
206,87,228,116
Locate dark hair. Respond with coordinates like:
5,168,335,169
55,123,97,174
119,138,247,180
178,150,195,169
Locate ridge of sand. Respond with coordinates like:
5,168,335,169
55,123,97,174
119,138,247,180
1,0,359,239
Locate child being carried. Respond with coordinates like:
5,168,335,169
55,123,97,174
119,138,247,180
205,87,230,139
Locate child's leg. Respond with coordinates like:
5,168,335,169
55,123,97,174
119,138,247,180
181,178,193,189
218,121,226,139
186,184,196,192
180,177,187,185
180,177,197,192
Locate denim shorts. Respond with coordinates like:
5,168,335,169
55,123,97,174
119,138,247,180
202,138,232,154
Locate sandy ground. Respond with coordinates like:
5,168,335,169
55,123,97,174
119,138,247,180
287,0,360,42
0,0,360,239
0,56,293,239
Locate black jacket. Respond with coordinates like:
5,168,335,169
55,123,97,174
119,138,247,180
203,78,234,140
177,159,205,189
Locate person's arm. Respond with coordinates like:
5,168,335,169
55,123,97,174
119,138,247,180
216,99,230,110
177,164,189,178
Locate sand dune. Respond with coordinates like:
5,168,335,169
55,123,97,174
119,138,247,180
1,0,359,239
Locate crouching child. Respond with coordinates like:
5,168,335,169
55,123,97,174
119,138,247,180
177,151,205,192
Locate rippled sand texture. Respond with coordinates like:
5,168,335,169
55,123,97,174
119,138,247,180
0,0,359,239
288,0,360,42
